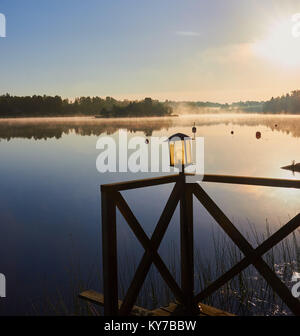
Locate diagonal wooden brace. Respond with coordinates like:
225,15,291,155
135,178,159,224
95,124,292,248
114,190,184,304
195,213,300,303
119,180,183,315
192,183,300,316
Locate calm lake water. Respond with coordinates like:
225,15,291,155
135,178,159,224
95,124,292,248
0,114,299,315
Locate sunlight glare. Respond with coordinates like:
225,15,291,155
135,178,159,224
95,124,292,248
253,18,300,67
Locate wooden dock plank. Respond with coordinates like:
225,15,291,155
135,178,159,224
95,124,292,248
152,302,234,316
199,303,235,316
79,290,154,316
79,290,234,316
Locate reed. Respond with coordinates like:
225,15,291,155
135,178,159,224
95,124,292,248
34,221,299,316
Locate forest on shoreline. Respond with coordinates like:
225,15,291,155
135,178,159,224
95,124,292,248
0,90,299,118
0,95,172,118
263,90,300,114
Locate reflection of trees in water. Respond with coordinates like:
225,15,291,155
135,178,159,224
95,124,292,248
0,118,175,140
0,115,300,140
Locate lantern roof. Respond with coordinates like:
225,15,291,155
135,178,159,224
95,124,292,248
167,133,191,141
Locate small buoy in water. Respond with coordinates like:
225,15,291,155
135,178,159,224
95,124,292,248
192,123,197,134
231,131,234,135
256,131,261,139
145,139,149,145
192,123,197,140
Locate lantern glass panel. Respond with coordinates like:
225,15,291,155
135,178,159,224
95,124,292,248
169,143,175,167
185,140,192,165
170,140,189,166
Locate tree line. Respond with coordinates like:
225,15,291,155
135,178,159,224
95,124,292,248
1,91,300,117
263,90,300,114
0,94,172,118
101,98,172,117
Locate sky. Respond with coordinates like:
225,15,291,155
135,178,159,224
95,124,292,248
0,0,300,103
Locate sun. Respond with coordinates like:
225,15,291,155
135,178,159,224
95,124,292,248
252,17,300,67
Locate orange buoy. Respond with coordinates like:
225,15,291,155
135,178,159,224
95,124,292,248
256,131,261,139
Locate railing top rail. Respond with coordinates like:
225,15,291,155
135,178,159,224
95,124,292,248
101,174,180,192
202,174,300,189
101,173,300,192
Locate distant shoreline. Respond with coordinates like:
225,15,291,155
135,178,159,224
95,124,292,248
0,111,300,120
0,114,180,120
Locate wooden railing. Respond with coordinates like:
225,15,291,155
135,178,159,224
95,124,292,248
100,173,300,316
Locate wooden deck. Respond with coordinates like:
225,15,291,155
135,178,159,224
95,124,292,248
79,290,234,316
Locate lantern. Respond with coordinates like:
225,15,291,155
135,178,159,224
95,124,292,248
167,133,193,171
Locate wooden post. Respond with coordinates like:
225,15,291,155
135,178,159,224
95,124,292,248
101,188,118,315
180,175,197,314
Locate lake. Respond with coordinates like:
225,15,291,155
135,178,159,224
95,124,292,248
0,114,299,315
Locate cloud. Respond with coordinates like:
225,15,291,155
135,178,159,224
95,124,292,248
176,31,201,37
199,43,255,64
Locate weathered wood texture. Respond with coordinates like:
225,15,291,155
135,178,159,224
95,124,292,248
79,290,234,316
